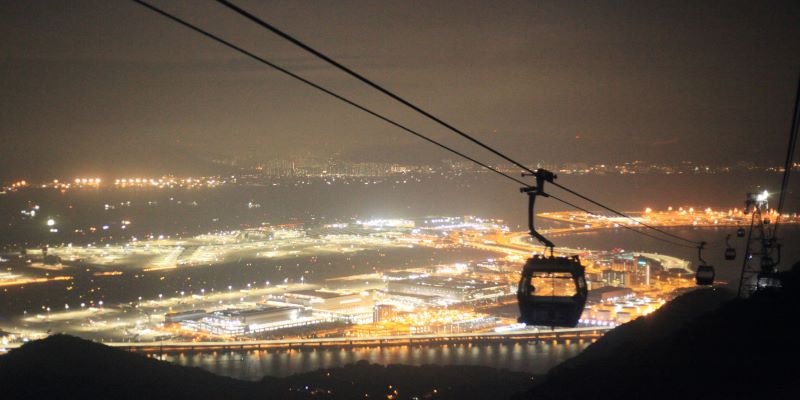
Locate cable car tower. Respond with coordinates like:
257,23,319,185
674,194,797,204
737,190,782,297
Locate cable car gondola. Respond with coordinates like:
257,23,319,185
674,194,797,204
516,170,588,327
518,254,588,327
696,265,715,285
695,242,715,285
724,234,736,260
760,256,774,270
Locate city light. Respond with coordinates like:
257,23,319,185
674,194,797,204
0,213,728,347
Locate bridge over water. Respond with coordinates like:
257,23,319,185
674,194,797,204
3,327,610,354
114,327,610,354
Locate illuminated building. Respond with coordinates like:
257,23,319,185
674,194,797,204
588,287,634,303
601,269,630,286
373,304,396,323
284,290,348,306
387,276,511,303
164,309,207,324
309,292,376,324
194,306,311,336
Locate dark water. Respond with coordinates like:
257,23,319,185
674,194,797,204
164,341,589,380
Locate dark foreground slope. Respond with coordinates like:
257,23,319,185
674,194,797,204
519,267,800,400
0,334,531,400
0,334,277,399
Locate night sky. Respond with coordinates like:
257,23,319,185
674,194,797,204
1,0,799,179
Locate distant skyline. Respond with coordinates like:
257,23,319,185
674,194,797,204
1,0,799,179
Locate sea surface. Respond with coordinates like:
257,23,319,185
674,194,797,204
164,341,589,380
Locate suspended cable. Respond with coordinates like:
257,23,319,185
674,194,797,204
548,194,699,249
215,0,706,247
130,0,529,190
550,182,702,246
132,0,705,250
774,71,800,234
215,0,538,176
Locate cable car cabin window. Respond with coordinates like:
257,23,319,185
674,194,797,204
523,271,581,297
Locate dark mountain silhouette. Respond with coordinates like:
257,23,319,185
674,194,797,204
0,334,281,399
517,265,800,400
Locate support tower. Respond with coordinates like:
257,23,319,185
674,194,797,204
737,191,781,297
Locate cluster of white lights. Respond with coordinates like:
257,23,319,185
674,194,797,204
74,178,101,184
579,319,616,327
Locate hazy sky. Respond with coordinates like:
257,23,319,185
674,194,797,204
1,0,799,178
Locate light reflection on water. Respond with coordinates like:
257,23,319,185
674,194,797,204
164,341,588,380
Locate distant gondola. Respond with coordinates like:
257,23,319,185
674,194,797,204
695,265,715,285
695,242,715,285
724,234,736,260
